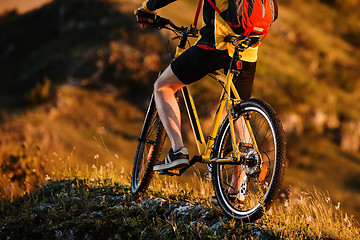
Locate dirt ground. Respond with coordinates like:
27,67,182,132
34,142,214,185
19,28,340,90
0,0,51,14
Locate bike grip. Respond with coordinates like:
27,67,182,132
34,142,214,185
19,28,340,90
134,9,156,21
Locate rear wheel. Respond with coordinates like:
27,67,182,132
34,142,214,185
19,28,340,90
212,99,286,222
131,100,166,194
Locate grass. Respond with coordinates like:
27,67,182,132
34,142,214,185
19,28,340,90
1,0,360,238
2,141,358,239
261,187,360,239
0,161,359,239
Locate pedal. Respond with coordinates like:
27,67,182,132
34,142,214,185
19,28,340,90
158,169,181,176
157,156,201,177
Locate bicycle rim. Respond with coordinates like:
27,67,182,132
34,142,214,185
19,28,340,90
212,99,286,222
131,111,166,194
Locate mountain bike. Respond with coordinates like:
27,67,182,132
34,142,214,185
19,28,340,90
131,11,286,222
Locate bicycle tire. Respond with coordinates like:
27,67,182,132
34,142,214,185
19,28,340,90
131,101,166,194
212,98,286,222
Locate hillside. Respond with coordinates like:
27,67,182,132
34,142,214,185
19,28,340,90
0,178,359,239
0,0,360,227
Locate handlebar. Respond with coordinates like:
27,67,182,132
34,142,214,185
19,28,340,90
134,9,198,36
134,10,260,50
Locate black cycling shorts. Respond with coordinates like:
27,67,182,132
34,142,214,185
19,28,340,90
171,45,256,100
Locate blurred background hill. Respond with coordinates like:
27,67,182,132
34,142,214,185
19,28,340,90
0,0,359,220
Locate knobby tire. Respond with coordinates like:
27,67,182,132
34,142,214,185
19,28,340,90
211,98,286,222
131,104,166,194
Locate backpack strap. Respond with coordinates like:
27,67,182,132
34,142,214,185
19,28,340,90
193,0,203,28
206,0,223,16
206,0,242,30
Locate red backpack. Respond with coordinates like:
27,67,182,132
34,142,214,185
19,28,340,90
207,0,278,39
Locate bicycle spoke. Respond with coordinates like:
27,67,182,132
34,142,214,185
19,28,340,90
212,99,286,221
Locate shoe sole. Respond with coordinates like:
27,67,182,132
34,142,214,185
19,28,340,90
153,159,189,171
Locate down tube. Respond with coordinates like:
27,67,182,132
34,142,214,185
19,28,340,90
181,86,206,154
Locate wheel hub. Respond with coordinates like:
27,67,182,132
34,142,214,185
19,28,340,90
245,150,260,174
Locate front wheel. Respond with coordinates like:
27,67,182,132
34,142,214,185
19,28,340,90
131,96,166,194
212,99,286,222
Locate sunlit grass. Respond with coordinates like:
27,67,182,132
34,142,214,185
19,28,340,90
1,0,360,238
144,168,214,206
1,151,359,239
140,169,360,239
261,187,360,239
145,172,360,239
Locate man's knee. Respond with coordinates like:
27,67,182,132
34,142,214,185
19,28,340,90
154,77,172,95
154,66,185,94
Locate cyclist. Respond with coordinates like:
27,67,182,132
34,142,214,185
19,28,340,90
136,0,278,171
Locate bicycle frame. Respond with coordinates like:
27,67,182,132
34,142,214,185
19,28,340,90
134,13,263,176
181,71,243,164
159,44,261,176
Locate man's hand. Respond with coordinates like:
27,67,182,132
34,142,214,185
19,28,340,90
136,6,156,29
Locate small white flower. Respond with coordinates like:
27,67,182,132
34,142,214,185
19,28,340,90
45,175,51,181
114,154,119,159
325,197,331,203
335,202,341,210
92,164,97,169
94,154,99,159
306,216,312,222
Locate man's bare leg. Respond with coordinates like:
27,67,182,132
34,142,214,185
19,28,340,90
153,66,186,152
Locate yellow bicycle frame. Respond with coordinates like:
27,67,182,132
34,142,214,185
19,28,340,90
174,44,261,167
